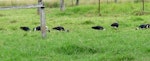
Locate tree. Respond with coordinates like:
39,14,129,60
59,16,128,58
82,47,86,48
141,0,145,15
98,0,101,16
134,0,140,3
142,0,144,11
60,0,65,11
114,0,117,3
76,0,79,5
107,0,109,4
71,0,74,6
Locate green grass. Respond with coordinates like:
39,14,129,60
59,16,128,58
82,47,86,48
0,3,150,61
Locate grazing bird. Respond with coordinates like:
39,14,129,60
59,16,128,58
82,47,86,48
136,24,150,30
52,26,65,31
52,26,69,32
146,24,150,28
111,22,119,28
33,26,50,32
20,26,30,31
91,26,105,30
139,24,147,29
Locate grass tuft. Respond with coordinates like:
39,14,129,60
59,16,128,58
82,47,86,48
116,55,135,61
81,20,95,25
0,14,5,17
55,44,99,55
10,20,18,23
131,17,144,21
0,28,5,30
10,27,17,30
147,49,150,52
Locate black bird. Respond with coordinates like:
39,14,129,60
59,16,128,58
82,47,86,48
111,22,119,28
139,24,147,29
20,26,30,31
91,26,105,30
33,26,41,31
52,26,65,31
146,24,150,28
33,26,50,32
136,24,150,30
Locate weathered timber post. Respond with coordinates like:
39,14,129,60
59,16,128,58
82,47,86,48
38,0,47,38
37,0,41,14
60,0,65,11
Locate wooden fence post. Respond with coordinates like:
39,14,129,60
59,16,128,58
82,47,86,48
37,0,41,14
38,0,47,38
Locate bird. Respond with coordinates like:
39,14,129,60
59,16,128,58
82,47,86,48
146,24,150,28
20,26,30,31
33,26,50,32
52,26,65,31
111,22,119,28
139,24,147,29
91,26,105,30
33,26,40,31
136,24,150,30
